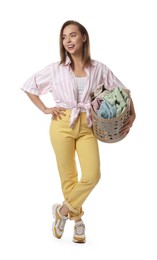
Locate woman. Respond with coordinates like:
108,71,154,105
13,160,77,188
21,20,136,243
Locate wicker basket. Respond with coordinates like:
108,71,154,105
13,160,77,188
91,104,130,143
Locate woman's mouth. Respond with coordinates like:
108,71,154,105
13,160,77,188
67,44,75,50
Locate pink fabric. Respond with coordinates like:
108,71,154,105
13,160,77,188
92,98,103,113
21,57,126,128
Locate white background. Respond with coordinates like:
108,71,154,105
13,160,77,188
0,0,157,259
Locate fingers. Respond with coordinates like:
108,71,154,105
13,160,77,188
52,110,62,119
52,107,66,120
119,113,135,136
120,129,130,136
120,128,130,136
58,107,66,116
57,107,66,111
120,122,131,135
120,122,130,134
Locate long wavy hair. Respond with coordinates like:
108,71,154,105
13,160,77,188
59,20,92,68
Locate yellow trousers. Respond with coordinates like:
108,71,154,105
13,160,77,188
49,110,100,220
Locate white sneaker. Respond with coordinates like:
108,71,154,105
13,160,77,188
73,221,86,243
52,203,68,239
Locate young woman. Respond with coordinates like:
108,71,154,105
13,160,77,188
21,20,136,243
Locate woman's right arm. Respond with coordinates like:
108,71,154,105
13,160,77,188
26,92,66,119
22,65,66,119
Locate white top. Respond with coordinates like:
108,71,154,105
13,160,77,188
75,77,86,102
75,77,87,111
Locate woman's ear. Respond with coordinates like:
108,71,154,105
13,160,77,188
83,34,87,42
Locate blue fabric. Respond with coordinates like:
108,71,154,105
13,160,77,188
97,100,117,119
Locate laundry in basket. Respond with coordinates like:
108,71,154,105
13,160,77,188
91,84,130,143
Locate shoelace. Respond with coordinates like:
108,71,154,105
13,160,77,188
75,223,85,235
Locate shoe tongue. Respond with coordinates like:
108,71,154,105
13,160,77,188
62,215,68,220
75,222,84,235
75,220,83,226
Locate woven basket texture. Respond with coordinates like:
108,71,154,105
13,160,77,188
91,104,130,143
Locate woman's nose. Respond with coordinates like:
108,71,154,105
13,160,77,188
66,36,71,43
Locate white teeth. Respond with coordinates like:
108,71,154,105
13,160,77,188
67,44,74,48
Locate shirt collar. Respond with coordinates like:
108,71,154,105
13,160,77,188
64,56,71,66
63,56,96,67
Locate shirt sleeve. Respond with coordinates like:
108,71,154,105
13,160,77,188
102,64,127,91
21,64,52,95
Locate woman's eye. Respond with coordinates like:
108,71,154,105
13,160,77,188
71,34,76,37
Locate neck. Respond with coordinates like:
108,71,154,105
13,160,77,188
71,55,84,68
71,56,87,77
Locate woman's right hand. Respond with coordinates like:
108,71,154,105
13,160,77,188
44,107,66,120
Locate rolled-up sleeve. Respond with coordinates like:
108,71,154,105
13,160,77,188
21,64,52,95
102,64,126,90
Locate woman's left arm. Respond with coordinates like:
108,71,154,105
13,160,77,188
120,97,136,135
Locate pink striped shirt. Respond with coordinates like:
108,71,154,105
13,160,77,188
21,57,126,128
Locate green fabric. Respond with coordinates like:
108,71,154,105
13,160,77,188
102,87,130,116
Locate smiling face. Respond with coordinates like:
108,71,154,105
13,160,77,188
62,24,86,57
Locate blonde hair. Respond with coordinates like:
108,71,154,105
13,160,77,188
59,20,91,68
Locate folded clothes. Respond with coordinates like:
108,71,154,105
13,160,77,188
92,85,130,118
93,84,106,97
91,97,103,113
103,87,130,116
93,84,110,99
97,100,117,119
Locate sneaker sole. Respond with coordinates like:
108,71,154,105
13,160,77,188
73,237,86,243
53,225,62,239
52,203,62,239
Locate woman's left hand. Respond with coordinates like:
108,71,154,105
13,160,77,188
120,114,136,136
